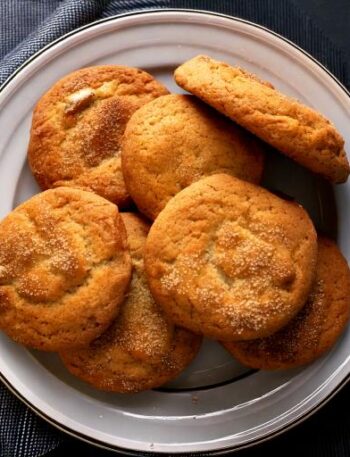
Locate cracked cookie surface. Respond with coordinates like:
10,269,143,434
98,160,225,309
223,237,350,369
122,94,264,220
28,65,169,207
174,55,349,183
0,187,132,351
144,174,318,341
60,213,201,392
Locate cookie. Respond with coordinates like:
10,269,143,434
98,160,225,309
28,65,169,207
60,213,202,393
0,188,132,351
121,94,265,220
174,55,349,183
223,237,350,369
144,174,318,341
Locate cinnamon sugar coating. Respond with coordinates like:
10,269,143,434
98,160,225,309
60,213,201,393
28,65,168,207
223,237,350,369
0,188,131,351
144,174,318,341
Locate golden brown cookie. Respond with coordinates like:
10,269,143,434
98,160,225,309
121,94,265,220
144,174,318,341
0,188,132,351
28,66,169,207
174,55,349,183
223,237,350,369
60,213,202,393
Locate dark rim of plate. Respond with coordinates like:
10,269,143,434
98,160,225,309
0,8,349,456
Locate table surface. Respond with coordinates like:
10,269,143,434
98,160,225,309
6,0,350,456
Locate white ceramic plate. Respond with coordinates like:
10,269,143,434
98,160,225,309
0,9,349,455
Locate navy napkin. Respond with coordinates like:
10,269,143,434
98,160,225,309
0,1,349,456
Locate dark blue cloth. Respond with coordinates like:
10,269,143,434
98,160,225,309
0,1,349,456
1,0,349,88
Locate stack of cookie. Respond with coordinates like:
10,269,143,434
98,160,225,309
0,55,349,393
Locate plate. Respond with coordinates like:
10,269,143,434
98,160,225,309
0,9,350,455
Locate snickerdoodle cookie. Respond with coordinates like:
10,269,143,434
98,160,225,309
28,66,168,207
0,188,131,351
174,55,349,183
60,213,201,393
144,174,318,341
223,237,350,369
122,94,264,220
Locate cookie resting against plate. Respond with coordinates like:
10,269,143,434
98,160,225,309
28,65,168,207
144,174,318,342
60,213,202,393
223,237,350,369
121,93,265,220
0,188,132,351
175,55,350,183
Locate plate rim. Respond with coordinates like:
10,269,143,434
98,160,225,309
1,8,350,98
1,371,349,456
0,7,349,455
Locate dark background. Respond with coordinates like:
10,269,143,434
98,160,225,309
292,0,350,67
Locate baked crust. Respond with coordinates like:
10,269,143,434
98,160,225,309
144,174,318,341
28,65,169,206
223,237,350,369
60,213,201,392
0,187,132,351
174,55,349,183
122,94,265,220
